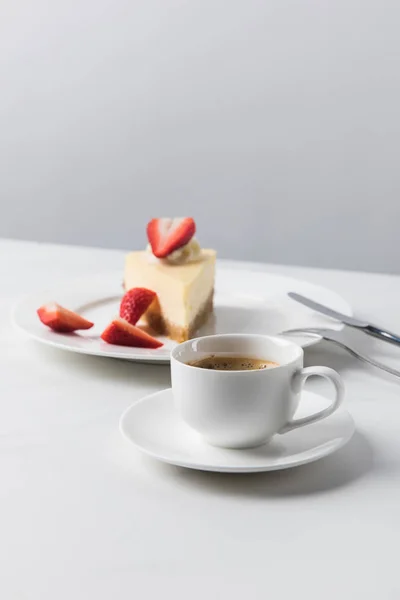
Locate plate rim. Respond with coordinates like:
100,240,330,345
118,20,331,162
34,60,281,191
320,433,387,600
119,388,355,473
12,266,353,364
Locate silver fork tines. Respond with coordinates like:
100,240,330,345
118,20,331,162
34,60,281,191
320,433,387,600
282,327,400,379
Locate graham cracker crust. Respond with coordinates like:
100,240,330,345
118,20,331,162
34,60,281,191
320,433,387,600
144,289,214,343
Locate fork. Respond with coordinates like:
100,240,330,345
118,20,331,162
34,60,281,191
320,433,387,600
282,327,400,379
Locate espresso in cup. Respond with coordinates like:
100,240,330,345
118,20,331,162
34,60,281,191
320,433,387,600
188,355,278,371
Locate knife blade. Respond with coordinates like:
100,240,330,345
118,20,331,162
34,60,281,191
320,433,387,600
288,291,400,347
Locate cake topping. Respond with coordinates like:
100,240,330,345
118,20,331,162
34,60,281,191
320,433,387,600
162,237,201,264
147,217,196,258
119,288,157,325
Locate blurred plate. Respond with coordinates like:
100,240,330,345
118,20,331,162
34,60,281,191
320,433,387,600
12,265,352,364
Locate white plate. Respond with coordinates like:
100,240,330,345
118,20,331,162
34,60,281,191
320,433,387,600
12,265,352,363
120,388,355,473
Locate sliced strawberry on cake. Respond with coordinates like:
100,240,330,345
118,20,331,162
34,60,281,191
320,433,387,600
119,288,157,325
147,217,196,259
101,318,163,348
37,303,94,332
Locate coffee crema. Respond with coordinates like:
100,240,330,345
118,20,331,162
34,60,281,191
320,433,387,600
188,355,279,371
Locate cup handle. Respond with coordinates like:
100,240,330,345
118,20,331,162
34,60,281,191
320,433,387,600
279,366,345,434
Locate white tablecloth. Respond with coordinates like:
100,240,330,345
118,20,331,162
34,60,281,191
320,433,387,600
1,239,399,599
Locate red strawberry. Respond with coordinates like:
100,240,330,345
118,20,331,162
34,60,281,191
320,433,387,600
37,302,94,332
101,318,163,348
120,288,156,325
147,217,196,258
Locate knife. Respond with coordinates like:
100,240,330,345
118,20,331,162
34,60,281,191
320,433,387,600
288,291,400,348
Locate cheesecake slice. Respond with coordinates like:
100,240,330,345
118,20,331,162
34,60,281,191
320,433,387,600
124,249,216,343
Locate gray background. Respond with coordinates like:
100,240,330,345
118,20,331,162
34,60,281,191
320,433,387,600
1,0,399,273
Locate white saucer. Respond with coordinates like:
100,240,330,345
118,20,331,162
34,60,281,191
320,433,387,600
120,389,355,473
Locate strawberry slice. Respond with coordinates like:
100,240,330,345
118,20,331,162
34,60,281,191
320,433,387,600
101,318,163,348
147,217,196,258
120,288,156,325
37,302,94,332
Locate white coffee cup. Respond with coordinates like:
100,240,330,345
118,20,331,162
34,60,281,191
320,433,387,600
171,333,345,449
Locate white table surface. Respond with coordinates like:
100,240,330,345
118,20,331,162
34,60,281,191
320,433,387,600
2,239,400,600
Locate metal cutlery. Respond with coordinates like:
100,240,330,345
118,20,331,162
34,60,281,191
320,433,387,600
288,292,400,348
282,327,400,379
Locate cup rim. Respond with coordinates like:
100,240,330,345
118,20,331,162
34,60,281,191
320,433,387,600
171,333,303,373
